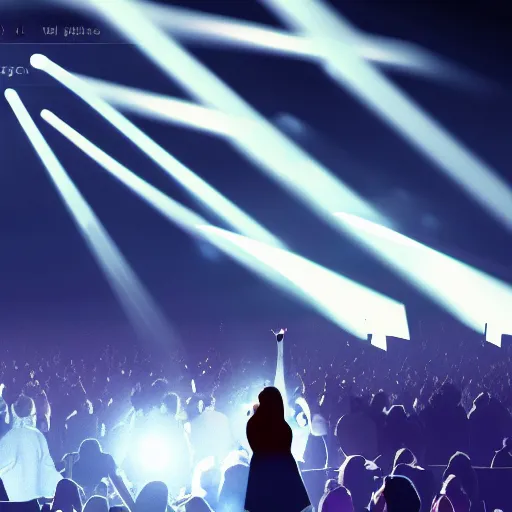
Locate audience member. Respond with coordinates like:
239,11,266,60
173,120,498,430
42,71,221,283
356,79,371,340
244,387,311,512
0,395,61,502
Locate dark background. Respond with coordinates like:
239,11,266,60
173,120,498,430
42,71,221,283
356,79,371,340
0,0,511,356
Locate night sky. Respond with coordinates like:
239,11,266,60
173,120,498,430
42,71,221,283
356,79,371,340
0,0,511,354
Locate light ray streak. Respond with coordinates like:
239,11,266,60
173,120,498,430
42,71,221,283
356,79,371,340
136,1,449,80
4,88,177,348
335,213,512,346
46,0,459,83
260,0,512,231
77,74,239,136
42,109,410,348
29,54,281,249
49,0,383,227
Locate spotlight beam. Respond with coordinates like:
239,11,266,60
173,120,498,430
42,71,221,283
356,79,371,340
137,1,454,81
335,213,512,347
260,0,512,231
77,74,241,137
47,0,461,84
42,109,410,349
4,89,177,348
30,55,281,249
59,0,383,227
198,226,409,350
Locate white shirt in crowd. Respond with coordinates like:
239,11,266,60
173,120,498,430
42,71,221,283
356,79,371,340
0,422,62,502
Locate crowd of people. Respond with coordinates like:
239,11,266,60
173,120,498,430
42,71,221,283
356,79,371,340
0,323,511,512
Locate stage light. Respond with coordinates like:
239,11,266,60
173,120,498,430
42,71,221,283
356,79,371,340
42,110,408,349
5,89,176,348
29,54,48,70
335,212,512,346
32,56,281,249
138,433,173,472
262,0,512,231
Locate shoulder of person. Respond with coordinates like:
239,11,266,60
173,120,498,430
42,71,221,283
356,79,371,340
104,453,117,471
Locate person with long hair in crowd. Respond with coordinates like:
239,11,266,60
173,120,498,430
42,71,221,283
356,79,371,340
49,478,83,512
244,386,312,512
62,438,135,510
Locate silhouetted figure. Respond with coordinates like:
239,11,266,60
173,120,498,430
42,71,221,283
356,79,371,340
431,495,456,512
491,438,512,468
392,449,435,512
244,387,311,512
318,484,354,512
372,475,421,512
468,393,510,467
336,397,378,461
135,481,168,512
420,384,469,465
83,496,109,512
218,462,249,512
338,456,380,512
380,405,417,474
65,399,98,454
51,478,83,512
442,452,480,511
64,439,134,509
385,475,421,512
436,475,470,512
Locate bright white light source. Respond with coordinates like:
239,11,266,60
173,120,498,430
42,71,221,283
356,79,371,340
30,54,48,70
335,213,512,346
485,323,502,348
4,88,17,102
370,334,388,351
138,434,173,472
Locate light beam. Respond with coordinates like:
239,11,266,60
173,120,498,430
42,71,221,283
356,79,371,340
260,0,512,231
30,54,281,249
76,74,239,136
5,88,177,348
54,0,383,227
42,109,410,348
46,0,466,84
335,213,512,347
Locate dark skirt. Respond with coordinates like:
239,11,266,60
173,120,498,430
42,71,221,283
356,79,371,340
244,453,311,512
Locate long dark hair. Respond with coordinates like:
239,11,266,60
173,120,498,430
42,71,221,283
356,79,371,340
256,387,285,420
51,479,83,512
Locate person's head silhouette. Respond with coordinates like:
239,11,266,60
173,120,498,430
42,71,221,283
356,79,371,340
83,496,108,512
319,485,353,512
257,387,285,420
381,475,421,512
51,478,82,512
135,481,169,512
78,438,102,459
